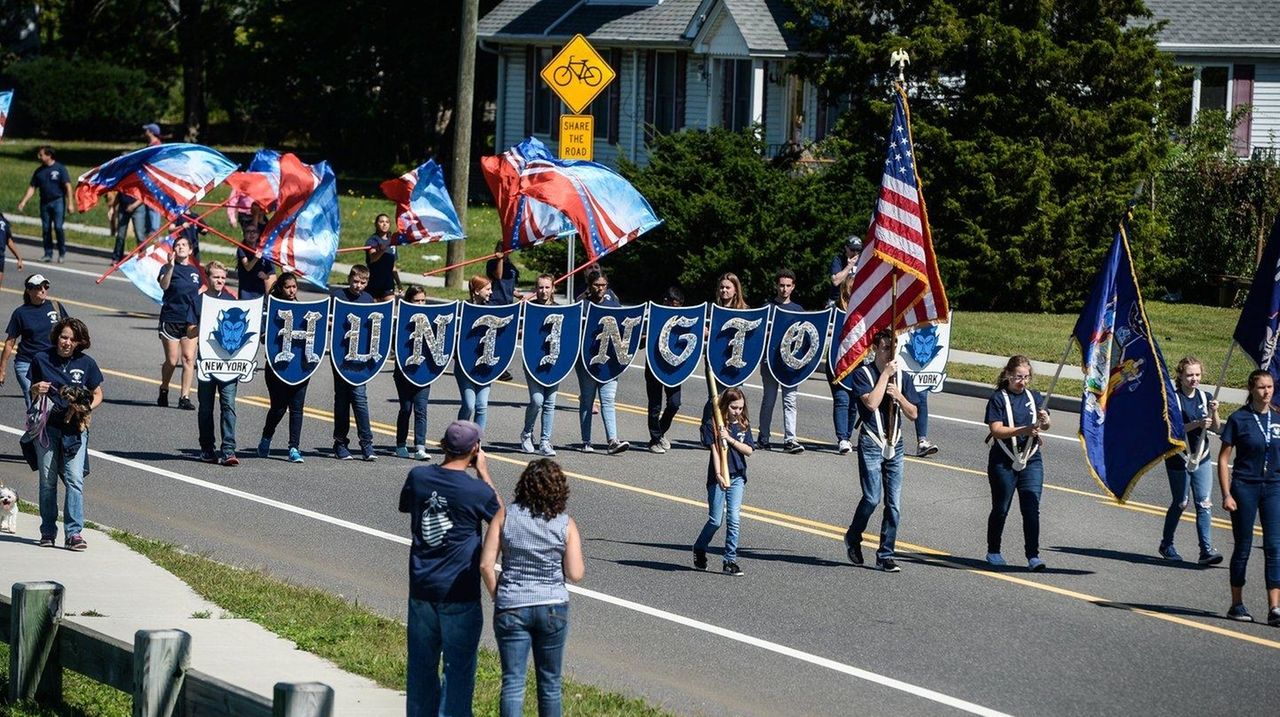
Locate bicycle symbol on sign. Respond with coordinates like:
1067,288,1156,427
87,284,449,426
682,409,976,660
552,56,602,87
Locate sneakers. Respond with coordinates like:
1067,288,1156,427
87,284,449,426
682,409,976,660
288,447,305,463
41,254,52,263
659,436,671,451
334,443,353,460
498,370,514,382
1227,603,1254,622
220,454,240,467
38,535,55,548
395,445,411,459
722,562,744,577
783,440,805,455
757,439,772,451
157,388,169,407
361,445,376,462
648,441,666,454
1028,557,1047,572
538,442,556,457
199,450,218,463
257,438,271,459
177,396,196,411
693,549,707,571
414,445,430,461
57,254,65,264
520,434,536,454
581,442,594,453
66,535,87,551
1269,607,1280,627
1159,543,1183,562
917,439,939,457
837,439,852,455
1198,548,1224,566
845,539,864,566
877,559,901,573
986,553,1006,567
607,440,630,455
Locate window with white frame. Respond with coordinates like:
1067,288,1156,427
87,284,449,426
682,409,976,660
719,58,753,132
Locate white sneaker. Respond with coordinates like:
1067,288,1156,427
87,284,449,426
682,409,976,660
837,439,852,455
1028,556,1046,572
917,439,939,457
414,446,429,461
520,434,535,453
538,442,557,457
986,553,1006,567
581,442,594,453
659,436,671,450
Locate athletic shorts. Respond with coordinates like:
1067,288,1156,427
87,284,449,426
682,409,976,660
158,321,194,341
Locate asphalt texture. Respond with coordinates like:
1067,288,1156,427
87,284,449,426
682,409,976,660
1,247,1278,717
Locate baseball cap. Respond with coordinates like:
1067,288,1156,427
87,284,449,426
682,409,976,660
845,236,863,251
142,123,161,136
25,274,50,289
440,420,483,455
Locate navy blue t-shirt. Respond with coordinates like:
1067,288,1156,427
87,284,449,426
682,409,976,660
158,263,204,324
235,247,274,299
0,213,11,245
764,296,803,311
485,257,519,304
399,464,500,602
828,253,851,302
1220,407,1280,482
332,286,373,304
30,162,70,204
5,301,66,361
195,287,236,324
26,349,103,433
985,388,1048,465
365,236,398,295
576,289,621,307
701,417,754,485
849,362,920,434
1166,389,1212,468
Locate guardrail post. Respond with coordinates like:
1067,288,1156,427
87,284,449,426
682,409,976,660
133,629,190,717
273,682,334,717
7,581,64,705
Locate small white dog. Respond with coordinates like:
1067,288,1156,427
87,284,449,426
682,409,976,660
0,484,17,534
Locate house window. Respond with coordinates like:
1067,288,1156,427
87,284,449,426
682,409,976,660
526,46,558,136
1198,66,1229,114
720,59,754,132
652,52,678,134
588,48,623,144
815,92,849,141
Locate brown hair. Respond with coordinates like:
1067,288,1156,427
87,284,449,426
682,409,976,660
49,317,91,353
348,264,370,281
1247,368,1273,391
401,285,427,302
837,273,855,310
871,327,894,348
715,272,747,309
719,386,752,432
514,459,570,521
997,355,1032,391
1174,356,1202,392
271,272,299,299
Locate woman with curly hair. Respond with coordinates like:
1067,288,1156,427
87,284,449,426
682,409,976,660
480,459,584,717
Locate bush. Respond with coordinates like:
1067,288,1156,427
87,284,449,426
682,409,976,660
0,56,165,140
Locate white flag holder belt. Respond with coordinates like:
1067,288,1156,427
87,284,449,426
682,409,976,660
1179,389,1212,471
859,365,902,460
993,389,1039,471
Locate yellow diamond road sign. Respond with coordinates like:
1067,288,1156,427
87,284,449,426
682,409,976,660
540,34,616,114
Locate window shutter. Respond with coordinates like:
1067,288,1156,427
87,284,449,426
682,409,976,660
675,53,687,131
524,46,535,137
609,48,622,144
1233,64,1255,157
721,60,733,129
644,50,656,143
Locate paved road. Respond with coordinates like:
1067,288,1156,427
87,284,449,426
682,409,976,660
1,251,1277,716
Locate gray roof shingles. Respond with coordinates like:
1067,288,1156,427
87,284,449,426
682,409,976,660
1144,0,1280,47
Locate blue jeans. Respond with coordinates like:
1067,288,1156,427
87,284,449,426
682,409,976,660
830,385,856,442
395,370,431,448
406,598,483,717
13,357,33,411
39,199,66,258
694,476,745,562
36,426,86,540
1162,460,1214,553
575,365,618,443
524,380,558,445
1227,479,1280,589
758,370,797,443
915,391,929,440
197,379,238,455
494,603,570,717
454,372,491,432
987,455,1044,559
845,433,904,561
332,374,372,449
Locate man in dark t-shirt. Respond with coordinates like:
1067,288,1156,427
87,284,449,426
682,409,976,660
17,146,73,263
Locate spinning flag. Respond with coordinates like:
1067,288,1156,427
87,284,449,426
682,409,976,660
257,153,341,289
1232,214,1280,384
0,90,11,142
481,137,576,251
833,85,949,381
74,143,237,217
118,237,205,303
1073,220,1185,502
225,149,282,211
379,160,465,244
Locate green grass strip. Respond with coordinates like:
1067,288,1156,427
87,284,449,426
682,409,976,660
0,641,132,717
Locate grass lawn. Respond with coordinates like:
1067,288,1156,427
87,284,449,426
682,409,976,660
0,641,132,717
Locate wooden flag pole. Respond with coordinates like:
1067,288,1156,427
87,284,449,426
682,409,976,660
1041,335,1077,406
704,355,730,482
1210,341,1236,403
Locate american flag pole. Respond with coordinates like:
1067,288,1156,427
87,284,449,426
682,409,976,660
885,272,899,449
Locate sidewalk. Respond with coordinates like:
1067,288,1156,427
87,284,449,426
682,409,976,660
0,519,405,715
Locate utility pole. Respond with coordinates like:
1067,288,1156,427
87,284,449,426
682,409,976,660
447,0,479,289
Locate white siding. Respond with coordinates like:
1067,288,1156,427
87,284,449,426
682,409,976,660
702,8,750,58
1252,61,1280,153
500,47,526,152
685,56,710,131
763,62,788,147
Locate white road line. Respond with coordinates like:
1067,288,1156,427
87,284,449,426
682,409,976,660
0,423,1009,715
21,261,131,284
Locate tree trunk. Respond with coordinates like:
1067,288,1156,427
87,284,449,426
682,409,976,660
178,0,206,142
447,0,479,289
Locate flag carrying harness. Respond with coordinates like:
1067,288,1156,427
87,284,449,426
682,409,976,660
859,364,903,459
1177,389,1211,471
996,389,1039,472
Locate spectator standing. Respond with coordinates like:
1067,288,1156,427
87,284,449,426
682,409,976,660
16,145,73,263
0,274,66,409
109,191,144,262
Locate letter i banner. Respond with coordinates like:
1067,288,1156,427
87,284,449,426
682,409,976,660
522,302,583,387
646,302,707,387
197,295,263,382
764,307,831,388
395,302,459,387
265,296,330,385
331,298,394,386
580,303,647,383
457,302,521,386
707,305,769,388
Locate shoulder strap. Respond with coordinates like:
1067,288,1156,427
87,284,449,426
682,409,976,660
53,300,67,319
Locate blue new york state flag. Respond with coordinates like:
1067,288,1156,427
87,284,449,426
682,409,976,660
1232,215,1280,383
1073,220,1185,502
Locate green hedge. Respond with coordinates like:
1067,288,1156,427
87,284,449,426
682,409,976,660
1,56,164,140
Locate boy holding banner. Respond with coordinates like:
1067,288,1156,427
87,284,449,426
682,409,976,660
196,262,241,466
332,265,376,461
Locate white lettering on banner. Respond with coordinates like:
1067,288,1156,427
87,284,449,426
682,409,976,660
405,313,454,367
539,313,565,367
590,316,644,366
780,321,821,370
199,359,258,382
273,310,323,364
474,314,514,366
722,317,764,368
344,313,385,363
658,315,699,365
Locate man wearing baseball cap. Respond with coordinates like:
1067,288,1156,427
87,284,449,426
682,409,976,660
828,235,863,307
400,420,503,716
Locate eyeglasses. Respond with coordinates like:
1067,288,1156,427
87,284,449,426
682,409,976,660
1012,374,1032,382
591,282,608,289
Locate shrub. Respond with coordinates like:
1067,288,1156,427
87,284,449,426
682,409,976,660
0,56,165,140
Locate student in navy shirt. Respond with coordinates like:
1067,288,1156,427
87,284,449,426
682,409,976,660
1216,369,1280,625
827,236,861,307
331,264,377,461
983,355,1052,571
0,210,25,289
16,145,73,263
1160,356,1223,565
692,387,755,576
485,241,520,304
456,275,495,433
644,285,684,454
27,317,103,551
394,286,432,461
157,236,203,410
257,273,308,464
1,274,67,409
400,420,502,717
196,261,242,466
574,269,630,454
365,214,401,301
758,268,805,454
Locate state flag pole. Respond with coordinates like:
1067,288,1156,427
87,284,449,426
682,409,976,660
1041,336,1077,406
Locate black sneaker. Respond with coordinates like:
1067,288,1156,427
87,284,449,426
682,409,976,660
693,549,707,571
1227,603,1253,622
177,396,196,411
845,539,864,566
783,440,805,455
157,388,169,407
38,535,56,548
1198,548,1224,566
498,370,514,382
757,439,772,451
877,559,901,573
722,562,744,577
199,450,218,463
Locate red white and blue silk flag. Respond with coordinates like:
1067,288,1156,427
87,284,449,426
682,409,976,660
833,85,949,381
481,138,576,252
74,143,237,217
225,149,282,212
257,153,340,288
379,159,465,244
118,236,205,303
0,90,12,142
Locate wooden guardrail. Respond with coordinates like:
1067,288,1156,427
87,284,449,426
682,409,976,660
2,581,334,717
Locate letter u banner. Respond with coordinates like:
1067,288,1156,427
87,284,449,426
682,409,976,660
707,305,768,388
522,302,583,387
580,304,647,383
265,296,330,385
646,302,706,387
395,302,458,388
765,307,831,388
331,299,395,386
457,302,520,386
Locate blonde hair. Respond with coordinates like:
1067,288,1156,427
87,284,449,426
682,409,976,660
204,260,227,276
1174,356,1202,392
715,272,747,309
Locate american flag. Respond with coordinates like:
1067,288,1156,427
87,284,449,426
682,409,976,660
833,85,949,381
0,90,11,142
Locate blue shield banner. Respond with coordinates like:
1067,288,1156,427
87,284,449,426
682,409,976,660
646,302,707,387
522,302,583,388
330,298,395,386
828,310,854,391
580,304,647,383
707,305,768,388
457,302,520,386
394,301,458,387
265,297,330,385
765,307,831,388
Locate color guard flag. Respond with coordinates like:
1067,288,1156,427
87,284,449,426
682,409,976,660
481,138,576,251
379,160,465,244
1232,215,1280,383
75,143,237,216
1073,220,1185,502
833,85,949,380
0,90,12,142
118,237,204,303
225,149,282,211
257,153,340,289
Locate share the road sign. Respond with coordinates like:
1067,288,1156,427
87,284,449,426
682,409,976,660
559,115,594,161
540,34,616,115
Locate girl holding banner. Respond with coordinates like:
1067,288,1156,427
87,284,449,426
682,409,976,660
1160,357,1223,565
394,286,431,460
257,273,308,464
456,275,494,430
984,355,1051,572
